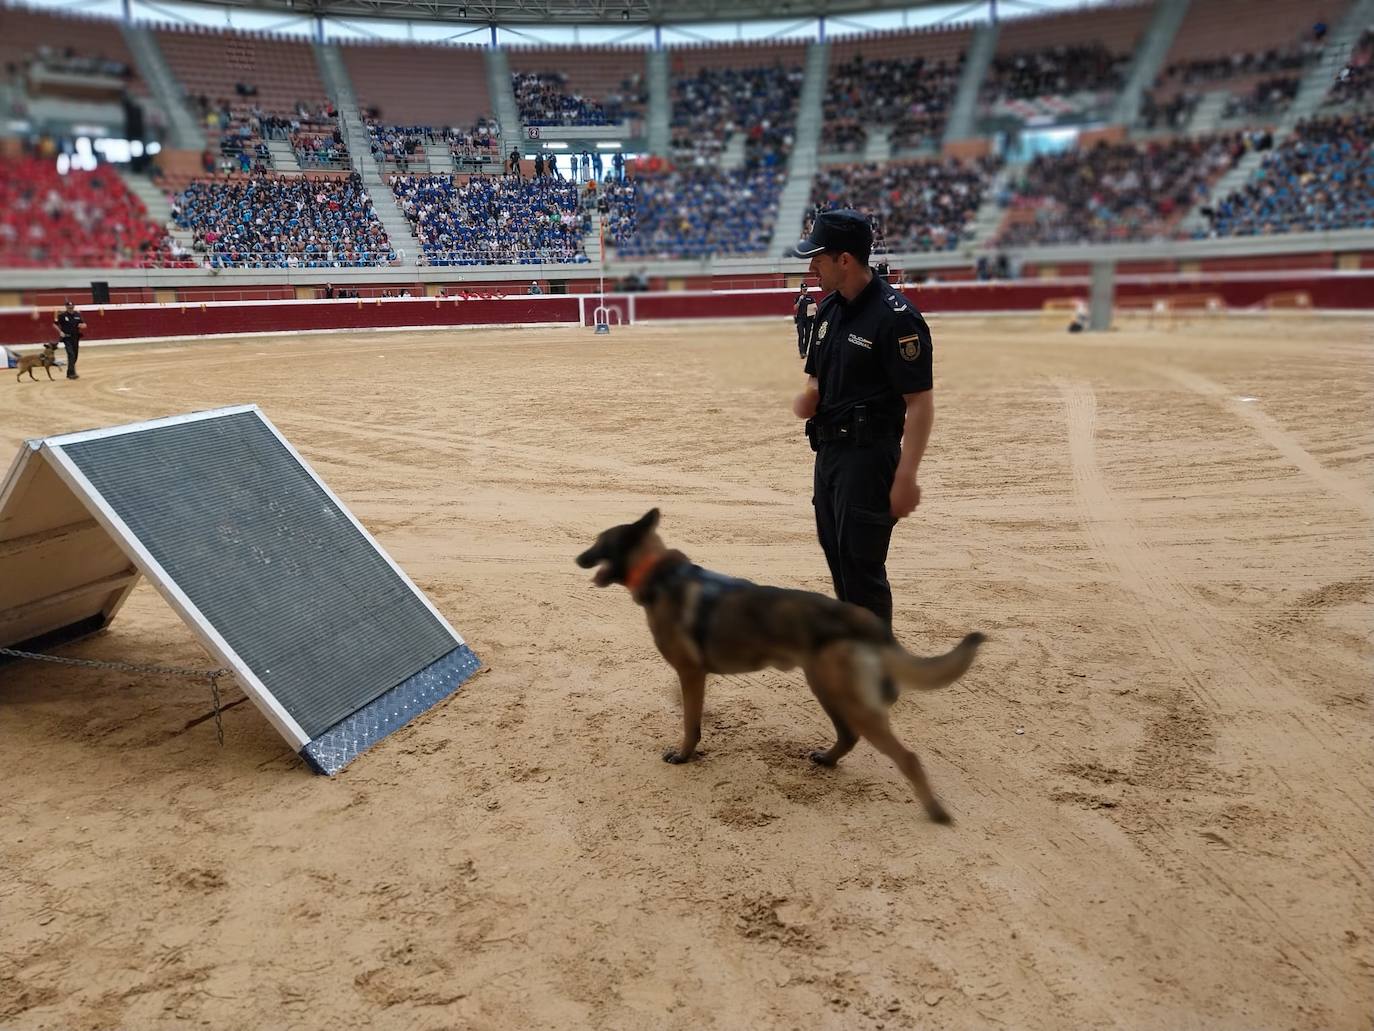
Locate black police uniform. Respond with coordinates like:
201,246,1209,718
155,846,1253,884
793,289,817,358
795,212,933,629
55,309,85,379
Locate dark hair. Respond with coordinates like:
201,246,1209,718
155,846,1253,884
825,243,872,267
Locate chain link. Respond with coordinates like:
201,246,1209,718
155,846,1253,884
1,646,234,746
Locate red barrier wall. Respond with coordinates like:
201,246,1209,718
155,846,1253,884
0,296,581,346
2,273,1368,347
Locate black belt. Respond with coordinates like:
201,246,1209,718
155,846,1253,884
811,419,902,443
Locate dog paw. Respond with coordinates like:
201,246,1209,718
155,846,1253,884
662,748,693,764
927,802,953,825
808,750,837,767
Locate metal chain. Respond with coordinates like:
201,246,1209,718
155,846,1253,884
0,646,234,746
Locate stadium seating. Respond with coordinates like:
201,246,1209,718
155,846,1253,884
508,47,647,127
611,167,785,258
807,157,1000,252
821,30,966,154
1144,0,1332,126
0,6,147,96
1200,114,1373,236
0,156,171,268
340,41,493,128
980,4,1151,121
172,174,395,267
995,135,1246,245
670,53,803,167
389,174,588,265
1327,29,1373,107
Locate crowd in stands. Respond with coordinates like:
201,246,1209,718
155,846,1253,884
996,134,1246,245
389,174,588,265
1143,27,1328,129
22,45,131,79
1328,30,1373,107
671,64,802,168
1199,114,1373,236
512,71,644,126
172,173,393,267
821,54,962,154
292,126,348,168
612,167,784,258
1222,75,1302,120
186,93,344,172
807,157,999,253
1158,36,1323,89
0,156,172,268
1139,90,1200,131
981,43,1128,103
600,178,637,247
367,118,502,170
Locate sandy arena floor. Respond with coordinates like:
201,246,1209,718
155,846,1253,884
1,315,1371,1030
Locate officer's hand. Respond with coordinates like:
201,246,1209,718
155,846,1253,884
890,478,921,519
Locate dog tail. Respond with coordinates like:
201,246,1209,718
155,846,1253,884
882,632,986,691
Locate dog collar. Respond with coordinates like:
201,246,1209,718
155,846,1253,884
624,552,667,595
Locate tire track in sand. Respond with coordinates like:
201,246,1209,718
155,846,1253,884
1155,366,1374,519
1057,379,1355,999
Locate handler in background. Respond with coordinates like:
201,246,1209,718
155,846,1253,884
54,300,86,380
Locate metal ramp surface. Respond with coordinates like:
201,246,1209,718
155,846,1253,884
0,405,479,774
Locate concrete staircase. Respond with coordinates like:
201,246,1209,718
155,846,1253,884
1113,0,1191,127
1282,0,1374,127
266,138,300,172
314,42,419,266
720,132,747,171
120,24,204,150
773,40,828,252
646,47,670,156
485,48,522,150
942,20,999,145
120,168,196,253
1185,90,1232,135
965,161,1019,250
862,126,891,164
1178,145,1267,235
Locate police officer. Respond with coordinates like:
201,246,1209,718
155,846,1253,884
790,210,934,630
54,300,86,380
792,282,817,359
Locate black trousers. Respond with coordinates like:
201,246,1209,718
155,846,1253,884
796,317,815,357
62,338,78,377
813,438,900,628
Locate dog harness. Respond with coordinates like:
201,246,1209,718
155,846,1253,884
629,555,752,651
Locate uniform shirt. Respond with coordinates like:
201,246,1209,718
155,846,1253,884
56,311,84,342
804,274,932,428
794,291,817,323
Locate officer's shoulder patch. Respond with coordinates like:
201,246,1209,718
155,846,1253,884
898,334,923,362
884,292,911,313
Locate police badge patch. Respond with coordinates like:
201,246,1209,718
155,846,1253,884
817,320,828,340
898,333,922,361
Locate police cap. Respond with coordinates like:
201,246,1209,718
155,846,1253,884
792,209,873,260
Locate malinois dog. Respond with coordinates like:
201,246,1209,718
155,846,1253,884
576,509,985,823
15,344,60,382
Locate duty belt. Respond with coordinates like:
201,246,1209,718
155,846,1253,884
811,419,903,443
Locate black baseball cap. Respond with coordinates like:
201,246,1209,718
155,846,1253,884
792,209,873,259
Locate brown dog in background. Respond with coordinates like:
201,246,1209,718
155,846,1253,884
576,509,985,823
15,344,60,382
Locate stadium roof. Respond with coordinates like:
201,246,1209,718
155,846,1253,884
192,0,986,26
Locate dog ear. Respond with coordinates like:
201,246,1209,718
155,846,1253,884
636,508,660,532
